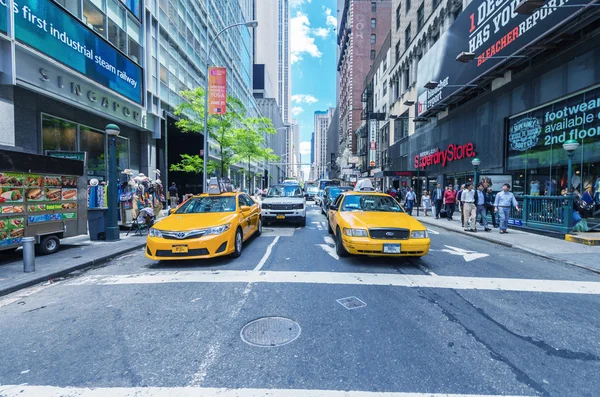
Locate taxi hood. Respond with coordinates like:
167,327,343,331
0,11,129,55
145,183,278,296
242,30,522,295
153,212,238,232
340,211,426,231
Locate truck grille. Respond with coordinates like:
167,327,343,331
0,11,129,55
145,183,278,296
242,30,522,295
369,228,410,240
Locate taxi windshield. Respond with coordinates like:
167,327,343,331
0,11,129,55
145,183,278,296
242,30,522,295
267,185,303,197
176,196,237,213
341,195,404,213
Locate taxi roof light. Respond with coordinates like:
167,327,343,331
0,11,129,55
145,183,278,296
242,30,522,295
207,177,234,194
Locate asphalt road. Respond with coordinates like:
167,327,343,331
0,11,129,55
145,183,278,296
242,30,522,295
1,202,600,396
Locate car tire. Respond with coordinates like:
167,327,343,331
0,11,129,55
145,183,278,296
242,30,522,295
335,228,348,257
230,228,243,258
36,235,60,255
299,217,306,227
256,218,263,237
327,219,333,234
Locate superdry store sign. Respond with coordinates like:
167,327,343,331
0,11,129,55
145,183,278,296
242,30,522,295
416,0,592,116
414,143,476,170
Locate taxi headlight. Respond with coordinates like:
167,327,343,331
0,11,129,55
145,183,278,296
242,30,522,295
411,230,429,238
343,228,368,237
149,228,163,238
205,223,231,235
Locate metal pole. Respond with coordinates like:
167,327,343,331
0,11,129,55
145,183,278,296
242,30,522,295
567,152,573,195
203,2,211,194
22,237,35,273
474,166,478,190
416,169,420,216
106,135,120,241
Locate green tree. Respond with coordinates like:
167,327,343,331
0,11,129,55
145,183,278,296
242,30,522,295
233,117,279,189
174,88,246,177
169,154,216,175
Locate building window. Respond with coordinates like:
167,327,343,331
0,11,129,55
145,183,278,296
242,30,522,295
82,0,106,36
432,29,440,44
395,40,401,63
371,1,377,12
406,0,411,14
394,111,409,142
42,116,77,153
371,34,376,44
417,4,425,30
396,4,401,30
55,0,81,17
405,24,411,49
403,65,410,91
382,80,387,97
370,49,376,60
371,18,377,29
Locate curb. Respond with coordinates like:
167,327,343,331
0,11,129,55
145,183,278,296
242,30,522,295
421,219,600,275
0,242,146,298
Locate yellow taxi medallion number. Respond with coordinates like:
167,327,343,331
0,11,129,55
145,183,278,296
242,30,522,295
172,245,189,253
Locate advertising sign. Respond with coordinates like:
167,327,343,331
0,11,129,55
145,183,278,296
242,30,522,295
0,0,7,34
208,67,227,115
414,142,476,170
369,119,377,167
11,0,142,104
479,174,513,193
506,86,600,170
416,0,591,116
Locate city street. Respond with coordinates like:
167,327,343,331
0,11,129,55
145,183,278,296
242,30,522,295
1,202,600,397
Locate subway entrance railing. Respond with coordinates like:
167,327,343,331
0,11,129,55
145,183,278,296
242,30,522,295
506,195,574,234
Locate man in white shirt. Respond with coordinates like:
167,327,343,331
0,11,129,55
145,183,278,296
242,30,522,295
461,183,477,232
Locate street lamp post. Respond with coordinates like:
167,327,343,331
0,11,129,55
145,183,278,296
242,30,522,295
105,124,121,242
563,140,580,195
471,157,481,187
202,19,258,192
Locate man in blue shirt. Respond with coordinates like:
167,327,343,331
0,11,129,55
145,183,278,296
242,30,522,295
494,183,520,234
404,187,416,216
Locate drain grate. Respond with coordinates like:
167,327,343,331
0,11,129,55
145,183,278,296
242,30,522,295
240,317,301,347
337,296,367,310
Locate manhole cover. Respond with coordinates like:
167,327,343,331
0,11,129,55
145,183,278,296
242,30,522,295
240,317,301,347
337,296,367,310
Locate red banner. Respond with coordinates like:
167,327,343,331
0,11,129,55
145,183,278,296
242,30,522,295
208,67,227,115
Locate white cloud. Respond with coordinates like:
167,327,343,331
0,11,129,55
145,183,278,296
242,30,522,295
300,141,312,155
291,94,319,104
324,7,337,27
292,106,304,116
290,0,311,8
313,27,330,38
290,11,322,63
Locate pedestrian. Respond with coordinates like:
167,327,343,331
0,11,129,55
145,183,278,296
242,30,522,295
457,184,466,227
476,183,491,231
168,182,178,208
404,187,416,216
389,188,397,199
494,183,520,234
461,183,477,231
443,185,457,221
431,183,444,219
422,190,431,216
485,187,498,228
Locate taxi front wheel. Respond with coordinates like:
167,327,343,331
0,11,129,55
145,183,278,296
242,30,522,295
335,228,348,257
231,228,243,258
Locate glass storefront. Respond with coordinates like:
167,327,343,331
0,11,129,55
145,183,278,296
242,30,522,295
42,114,130,180
507,86,600,224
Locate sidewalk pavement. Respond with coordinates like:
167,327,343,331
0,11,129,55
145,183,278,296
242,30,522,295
413,212,600,274
0,232,147,297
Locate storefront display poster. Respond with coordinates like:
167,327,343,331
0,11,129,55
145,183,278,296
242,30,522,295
61,189,77,201
44,188,62,201
25,188,45,201
62,212,77,220
0,172,24,187
479,175,513,193
43,176,62,187
28,213,61,223
0,188,24,203
28,204,47,212
1,205,25,214
24,174,44,188
62,202,77,210
46,204,63,211
62,176,78,188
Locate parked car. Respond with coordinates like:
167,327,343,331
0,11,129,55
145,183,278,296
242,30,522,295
315,190,325,206
321,186,352,214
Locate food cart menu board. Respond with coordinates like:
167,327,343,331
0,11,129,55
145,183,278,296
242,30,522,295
0,172,79,246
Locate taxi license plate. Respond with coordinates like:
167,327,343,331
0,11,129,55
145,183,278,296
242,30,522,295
172,245,188,253
383,244,401,254
276,215,285,220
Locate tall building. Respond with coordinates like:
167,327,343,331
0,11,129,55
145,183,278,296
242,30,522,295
326,107,340,178
292,120,301,178
337,0,392,162
314,108,336,179
278,0,291,124
0,0,158,180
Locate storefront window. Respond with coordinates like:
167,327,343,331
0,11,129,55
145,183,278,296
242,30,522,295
81,127,106,177
82,0,106,36
42,116,77,153
116,136,129,173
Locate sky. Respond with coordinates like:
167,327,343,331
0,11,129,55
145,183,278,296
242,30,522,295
289,0,338,180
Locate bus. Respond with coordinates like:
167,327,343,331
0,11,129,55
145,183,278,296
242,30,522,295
317,179,340,191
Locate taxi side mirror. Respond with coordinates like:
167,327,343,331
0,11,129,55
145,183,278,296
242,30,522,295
240,205,251,212
329,204,338,211
168,208,176,215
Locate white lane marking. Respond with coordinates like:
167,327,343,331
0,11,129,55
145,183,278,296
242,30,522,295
0,385,535,397
312,222,323,230
441,245,489,262
427,228,440,235
324,236,335,245
253,236,280,271
417,264,438,277
316,236,339,260
68,270,600,295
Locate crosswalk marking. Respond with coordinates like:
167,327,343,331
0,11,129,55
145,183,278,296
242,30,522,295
68,270,600,295
0,385,535,397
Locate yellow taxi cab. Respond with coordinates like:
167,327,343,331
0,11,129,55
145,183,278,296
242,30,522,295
327,182,430,258
145,178,261,260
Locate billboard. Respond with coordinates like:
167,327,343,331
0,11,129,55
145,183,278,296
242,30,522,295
8,0,142,104
416,0,592,116
369,119,377,167
208,67,227,115
0,0,7,34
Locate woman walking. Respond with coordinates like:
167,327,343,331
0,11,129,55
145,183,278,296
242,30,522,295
422,190,432,216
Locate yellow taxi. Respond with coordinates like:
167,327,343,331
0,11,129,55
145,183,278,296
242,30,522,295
145,178,261,260
327,189,430,258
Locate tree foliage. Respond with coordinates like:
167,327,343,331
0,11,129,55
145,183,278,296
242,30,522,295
233,117,279,187
169,154,216,175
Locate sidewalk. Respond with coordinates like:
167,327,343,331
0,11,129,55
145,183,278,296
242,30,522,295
0,232,147,297
413,212,600,274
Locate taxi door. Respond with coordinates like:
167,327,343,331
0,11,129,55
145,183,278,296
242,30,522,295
245,194,261,233
328,195,343,235
238,195,254,237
